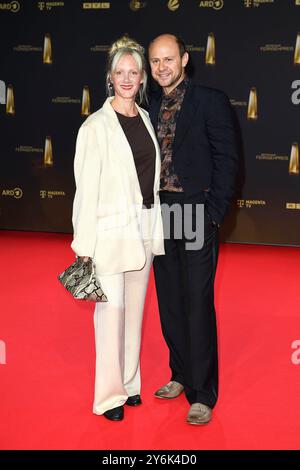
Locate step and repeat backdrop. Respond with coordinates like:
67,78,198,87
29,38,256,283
0,0,299,245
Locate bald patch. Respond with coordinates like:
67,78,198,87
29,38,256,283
149,34,177,50
151,34,177,44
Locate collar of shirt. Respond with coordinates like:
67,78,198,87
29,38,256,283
162,77,189,103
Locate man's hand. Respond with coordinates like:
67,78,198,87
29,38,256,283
212,220,220,228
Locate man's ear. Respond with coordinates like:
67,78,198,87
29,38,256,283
182,51,189,68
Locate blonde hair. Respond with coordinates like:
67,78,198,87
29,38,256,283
106,35,147,104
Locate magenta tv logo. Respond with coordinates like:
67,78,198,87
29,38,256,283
291,340,300,365
0,340,6,364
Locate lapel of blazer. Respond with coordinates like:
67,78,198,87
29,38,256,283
101,97,141,188
172,81,198,157
149,90,162,131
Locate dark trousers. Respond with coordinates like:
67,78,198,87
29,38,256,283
153,191,219,408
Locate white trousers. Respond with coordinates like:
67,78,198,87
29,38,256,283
93,209,153,415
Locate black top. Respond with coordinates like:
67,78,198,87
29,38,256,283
116,111,155,208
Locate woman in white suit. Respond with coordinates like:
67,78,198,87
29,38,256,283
71,36,164,421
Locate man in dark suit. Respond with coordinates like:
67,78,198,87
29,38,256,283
148,34,238,425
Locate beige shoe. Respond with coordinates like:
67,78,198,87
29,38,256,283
186,403,212,425
154,380,184,399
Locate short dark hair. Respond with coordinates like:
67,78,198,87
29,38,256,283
174,35,187,57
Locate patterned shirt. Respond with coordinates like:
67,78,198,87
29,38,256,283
157,78,189,192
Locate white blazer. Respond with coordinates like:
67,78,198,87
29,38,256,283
71,97,165,275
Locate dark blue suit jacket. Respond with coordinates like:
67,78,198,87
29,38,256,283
149,81,238,224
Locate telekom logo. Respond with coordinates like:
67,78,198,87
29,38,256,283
0,340,6,365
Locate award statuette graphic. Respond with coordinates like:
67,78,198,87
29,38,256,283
289,143,299,176
44,136,54,166
205,33,216,65
294,33,300,65
81,86,91,116
247,87,258,120
6,85,15,115
43,33,52,64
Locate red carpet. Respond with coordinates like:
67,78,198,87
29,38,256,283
0,230,300,450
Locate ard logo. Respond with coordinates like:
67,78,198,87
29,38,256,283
199,0,223,9
2,188,23,198
0,1,20,12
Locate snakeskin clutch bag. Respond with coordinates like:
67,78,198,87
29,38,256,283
58,257,108,302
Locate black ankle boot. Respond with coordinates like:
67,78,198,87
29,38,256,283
125,395,142,406
103,405,124,421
